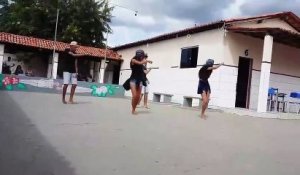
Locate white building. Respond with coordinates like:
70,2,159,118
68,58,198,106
114,12,300,112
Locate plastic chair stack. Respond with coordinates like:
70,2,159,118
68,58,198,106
267,88,278,112
288,92,300,114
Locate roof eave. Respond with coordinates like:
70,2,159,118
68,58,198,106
113,21,225,51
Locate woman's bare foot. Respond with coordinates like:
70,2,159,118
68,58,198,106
68,100,76,104
132,111,138,115
204,115,208,120
144,106,150,109
62,100,67,104
200,114,206,119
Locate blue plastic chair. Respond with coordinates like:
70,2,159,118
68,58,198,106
290,92,300,98
288,92,300,114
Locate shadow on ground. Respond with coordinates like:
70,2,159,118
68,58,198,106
0,92,77,175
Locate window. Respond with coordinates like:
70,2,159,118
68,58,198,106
180,47,199,68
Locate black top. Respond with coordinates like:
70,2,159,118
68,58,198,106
14,69,23,75
63,48,77,73
130,58,146,86
199,65,212,81
130,59,144,79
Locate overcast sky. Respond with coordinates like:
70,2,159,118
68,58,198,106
108,0,300,47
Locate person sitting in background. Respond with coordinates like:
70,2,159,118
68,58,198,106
14,65,24,75
26,66,34,77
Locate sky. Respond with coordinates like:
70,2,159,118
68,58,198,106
108,0,300,47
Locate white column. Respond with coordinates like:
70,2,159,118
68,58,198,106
47,56,53,78
94,61,101,83
99,59,107,84
257,34,273,113
52,52,59,79
89,61,94,78
0,44,4,74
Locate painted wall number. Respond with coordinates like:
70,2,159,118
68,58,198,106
245,49,249,56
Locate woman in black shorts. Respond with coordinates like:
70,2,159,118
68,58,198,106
129,50,152,115
198,59,223,119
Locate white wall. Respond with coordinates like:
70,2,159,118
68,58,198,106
119,29,225,70
117,19,300,109
221,32,265,108
0,44,4,73
271,43,300,76
118,29,230,107
224,32,264,67
250,71,300,112
226,32,300,110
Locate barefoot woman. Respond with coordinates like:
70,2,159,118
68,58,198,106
198,59,223,119
129,50,152,114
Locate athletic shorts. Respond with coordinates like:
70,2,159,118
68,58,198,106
130,79,142,87
63,72,77,85
141,82,149,94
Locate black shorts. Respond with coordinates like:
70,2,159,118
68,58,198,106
197,80,211,94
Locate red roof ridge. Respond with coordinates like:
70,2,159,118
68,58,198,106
225,11,291,23
227,26,300,35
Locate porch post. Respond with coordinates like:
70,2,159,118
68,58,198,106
257,34,273,113
52,52,59,79
0,44,4,74
94,61,101,83
89,61,94,78
47,56,52,78
99,59,107,83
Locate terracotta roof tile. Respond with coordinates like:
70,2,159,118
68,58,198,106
0,32,122,60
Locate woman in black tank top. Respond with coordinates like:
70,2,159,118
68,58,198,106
128,50,152,115
130,57,146,86
198,59,223,119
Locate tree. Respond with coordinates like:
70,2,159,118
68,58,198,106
0,0,10,25
0,0,113,47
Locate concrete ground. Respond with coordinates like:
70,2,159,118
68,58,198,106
1,91,300,175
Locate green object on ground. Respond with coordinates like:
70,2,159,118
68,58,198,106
17,83,27,90
6,84,13,91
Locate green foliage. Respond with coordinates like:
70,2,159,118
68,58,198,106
0,0,113,47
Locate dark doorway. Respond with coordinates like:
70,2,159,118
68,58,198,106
235,57,253,108
112,62,121,84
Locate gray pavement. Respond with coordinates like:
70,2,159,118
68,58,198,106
1,91,300,175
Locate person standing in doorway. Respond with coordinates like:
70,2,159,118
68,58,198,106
198,59,223,119
138,54,151,109
128,50,152,115
62,41,84,104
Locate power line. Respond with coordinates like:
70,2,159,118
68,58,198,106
109,3,138,16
